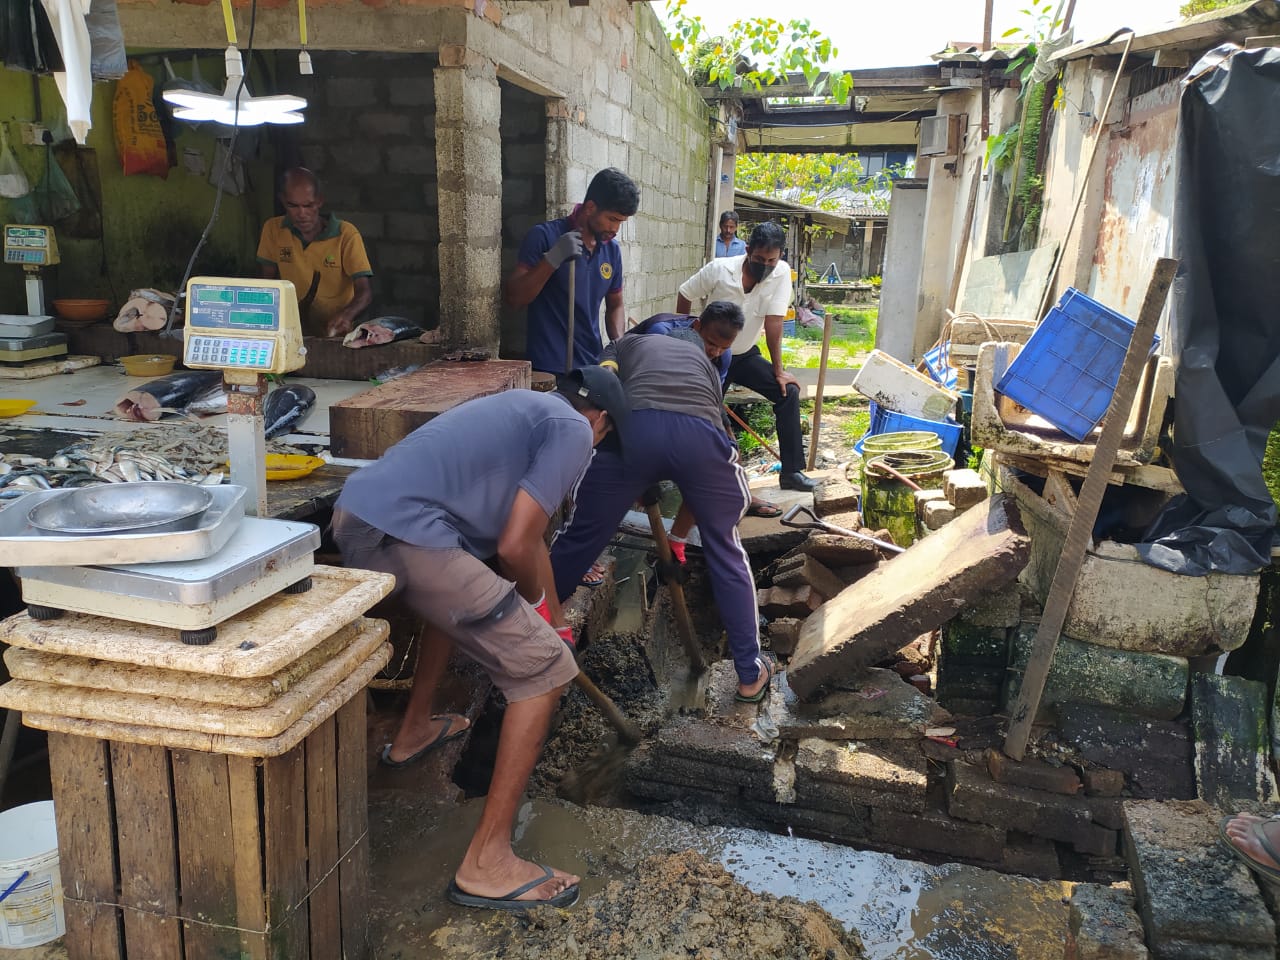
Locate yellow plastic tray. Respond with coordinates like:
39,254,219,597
264,454,326,481
0,399,36,417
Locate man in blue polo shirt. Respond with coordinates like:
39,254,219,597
505,168,640,374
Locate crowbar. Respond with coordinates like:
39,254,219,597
780,503,905,555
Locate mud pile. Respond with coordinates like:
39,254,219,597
502,850,866,960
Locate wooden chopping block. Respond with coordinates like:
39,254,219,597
329,359,531,459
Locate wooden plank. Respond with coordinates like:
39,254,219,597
228,756,269,960
335,696,371,960
305,717,342,959
328,360,531,459
46,733,124,960
1004,257,1177,760
263,743,309,960
110,741,183,958
171,749,240,958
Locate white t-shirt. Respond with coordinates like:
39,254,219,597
678,254,793,355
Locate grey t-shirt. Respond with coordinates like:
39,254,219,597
604,331,724,426
336,390,594,556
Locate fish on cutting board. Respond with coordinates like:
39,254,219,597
342,316,423,349
264,384,316,438
113,370,223,422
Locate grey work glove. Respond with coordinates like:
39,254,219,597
543,229,583,269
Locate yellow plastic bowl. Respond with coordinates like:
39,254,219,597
0,399,36,417
237,454,327,481
120,354,176,377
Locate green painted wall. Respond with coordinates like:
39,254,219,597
0,56,274,317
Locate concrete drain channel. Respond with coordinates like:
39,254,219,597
406,543,1080,959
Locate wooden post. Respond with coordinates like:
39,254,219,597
806,311,835,471
1003,257,1177,760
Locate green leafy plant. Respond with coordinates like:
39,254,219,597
663,0,853,104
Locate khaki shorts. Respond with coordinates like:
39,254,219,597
332,509,578,702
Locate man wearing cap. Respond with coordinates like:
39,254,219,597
549,327,774,704
332,367,628,912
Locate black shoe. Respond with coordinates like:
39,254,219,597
779,471,818,492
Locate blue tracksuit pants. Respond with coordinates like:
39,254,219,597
551,408,763,685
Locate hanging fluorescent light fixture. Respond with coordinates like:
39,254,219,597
162,46,306,126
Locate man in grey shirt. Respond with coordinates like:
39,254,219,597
550,324,773,703
333,368,628,912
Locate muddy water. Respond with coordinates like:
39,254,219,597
371,799,1069,959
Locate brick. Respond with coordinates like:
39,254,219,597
757,584,819,619
356,111,413,138
870,804,1006,862
386,144,435,176
795,739,927,813
1069,883,1150,960
914,488,946,517
326,76,376,108
389,79,433,107
789,495,1030,700
943,468,988,508
766,618,801,656
386,212,431,243
797,556,848,602
1124,799,1275,960
947,760,1100,848
986,748,1082,796
1058,704,1194,800
745,798,873,843
1000,834,1062,879
922,499,957,529
328,141,384,176
814,479,859,518
1083,768,1126,798
1005,624,1188,721
1190,672,1279,806
798,532,881,568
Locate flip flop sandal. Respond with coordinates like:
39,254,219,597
735,657,777,704
1218,814,1280,883
581,561,607,587
746,500,783,519
380,715,469,769
447,864,580,912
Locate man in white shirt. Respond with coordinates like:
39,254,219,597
676,221,817,492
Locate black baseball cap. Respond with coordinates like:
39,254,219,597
560,365,630,442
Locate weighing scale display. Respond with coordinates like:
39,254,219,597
183,277,305,375
3,224,59,267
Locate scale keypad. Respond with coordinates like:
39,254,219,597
186,336,276,369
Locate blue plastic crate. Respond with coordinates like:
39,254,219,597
855,402,963,458
994,288,1160,441
921,341,959,390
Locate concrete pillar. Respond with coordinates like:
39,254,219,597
435,44,502,353
545,98,570,217
875,179,928,361
859,218,875,277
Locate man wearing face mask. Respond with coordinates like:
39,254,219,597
506,168,641,375
677,221,818,494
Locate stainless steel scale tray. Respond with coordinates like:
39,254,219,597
0,331,66,352
0,315,55,338
17,518,320,605
0,484,246,566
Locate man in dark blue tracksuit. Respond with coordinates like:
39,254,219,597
550,303,774,703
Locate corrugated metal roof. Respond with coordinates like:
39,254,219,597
1051,0,1280,61
930,43,1030,63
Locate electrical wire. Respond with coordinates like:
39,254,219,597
161,0,257,337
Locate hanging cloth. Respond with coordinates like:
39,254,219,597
0,0,63,73
38,0,93,143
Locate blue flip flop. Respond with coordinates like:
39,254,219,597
379,715,469,769
447,864,580,912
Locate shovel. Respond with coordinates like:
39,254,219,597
641,493,708,677
779,503,906,555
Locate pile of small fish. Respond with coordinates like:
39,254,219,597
0,424,309,500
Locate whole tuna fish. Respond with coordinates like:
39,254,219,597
342,316,423,349
185,380,229,416
263,384,316,439
113,370,223,422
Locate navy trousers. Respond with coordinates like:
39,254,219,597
551,408,763,685
727,346,805,474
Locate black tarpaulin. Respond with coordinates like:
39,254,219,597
1137,44,1280,575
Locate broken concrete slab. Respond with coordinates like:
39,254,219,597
798,532,882,568
947,760,1110,854
1124,798,1276,960
757,584,821,619
869,803,1007,863
1190,673,1280,806
814,479,859,518
788,494,1030,700
774,555,848,602
795,739,927,813
957,581,1025,629
1068,883,1149,960
1005,624,1188,721
944,468,988,509
1083,768,1126,798
766,618,802,656
1058,704,1195,800
764,667,941,741
987,748,1082,796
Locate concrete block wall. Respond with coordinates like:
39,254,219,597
284,52,440,329
499,83,548,358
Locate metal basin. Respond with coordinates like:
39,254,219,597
26,482,215,536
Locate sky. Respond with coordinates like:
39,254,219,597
654,0,1184,70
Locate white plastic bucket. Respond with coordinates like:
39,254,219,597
0,801,65,948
